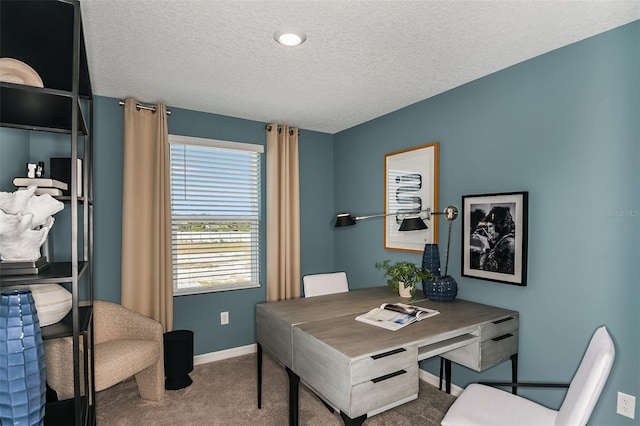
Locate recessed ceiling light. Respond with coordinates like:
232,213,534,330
274,30,307,47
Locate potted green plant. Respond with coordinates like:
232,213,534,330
375,260,432,300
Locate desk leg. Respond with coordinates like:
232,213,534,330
444,359,452,394
511,353,519,395
257,343,263,408
340,412,367,426
286,367,300,426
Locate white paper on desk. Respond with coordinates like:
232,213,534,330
355,303,439,331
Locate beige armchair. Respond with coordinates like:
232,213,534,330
44,300,165,401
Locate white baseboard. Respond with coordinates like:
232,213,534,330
193,343,256,365
193,344,463,397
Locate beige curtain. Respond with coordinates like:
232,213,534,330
121,98,173,332
266,124,301,302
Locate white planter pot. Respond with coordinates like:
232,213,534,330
398,281,413,298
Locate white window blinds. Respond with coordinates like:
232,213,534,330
169,135,263,295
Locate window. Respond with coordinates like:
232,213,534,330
169,135,263,295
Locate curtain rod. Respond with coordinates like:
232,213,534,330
118,100,172,115
265,124,300,136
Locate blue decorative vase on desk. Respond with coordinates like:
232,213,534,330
0,289,47,426
422,243,458,302
421,243,441,277
424,275,458,302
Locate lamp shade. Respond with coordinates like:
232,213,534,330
0,289,47,426
334,214,356,227
398,216,427,231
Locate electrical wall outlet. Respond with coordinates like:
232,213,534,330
617,392,636,419
220,311,229,325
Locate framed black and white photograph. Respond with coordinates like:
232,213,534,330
384,143,439,253
461,191,528,286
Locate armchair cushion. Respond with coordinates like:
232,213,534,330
94,339,160,393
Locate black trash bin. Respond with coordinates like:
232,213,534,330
163,330,194,390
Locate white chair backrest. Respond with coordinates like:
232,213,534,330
555,326,615,426
303,272,349,297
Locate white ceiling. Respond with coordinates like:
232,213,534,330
80,1,639,134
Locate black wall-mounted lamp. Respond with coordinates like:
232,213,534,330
334,206,458,234
334,210,428,230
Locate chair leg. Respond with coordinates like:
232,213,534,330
135,359,165,401
439,357,444,390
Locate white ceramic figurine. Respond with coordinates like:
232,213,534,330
0,185,64,261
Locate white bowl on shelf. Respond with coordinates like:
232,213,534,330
0,57,44,87
3,284,72,326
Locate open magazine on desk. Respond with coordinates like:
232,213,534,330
355,302,440,331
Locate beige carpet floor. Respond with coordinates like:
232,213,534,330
96,352,456,425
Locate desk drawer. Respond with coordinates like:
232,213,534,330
480,315,518,341
350,364,419,418
479,331,518,368
442,316,519,372
352,345,417,385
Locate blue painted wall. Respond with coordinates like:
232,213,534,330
334,21,639,425
0,128,29,191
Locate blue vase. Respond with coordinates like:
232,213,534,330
0,289,47,426
422,243,441,277
424,275,458,302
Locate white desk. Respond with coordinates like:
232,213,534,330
256,286,518,425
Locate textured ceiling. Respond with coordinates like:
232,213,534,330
80,1,639,134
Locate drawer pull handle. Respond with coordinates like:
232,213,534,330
372,369,407,383
371,348,406,360
492,317,514,325
492,333,514,342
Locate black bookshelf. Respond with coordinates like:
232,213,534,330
0,1,95,424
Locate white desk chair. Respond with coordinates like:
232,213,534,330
441,326,615,426
303,272,349,297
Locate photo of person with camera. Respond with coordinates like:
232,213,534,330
468,204,516,275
